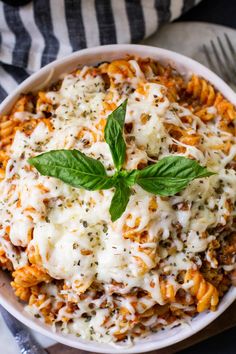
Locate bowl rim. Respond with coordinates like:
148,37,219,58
0,44,236,353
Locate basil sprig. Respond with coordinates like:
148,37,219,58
29,101,215,221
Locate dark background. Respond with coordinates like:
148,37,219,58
177,3,235,354
179,0,236,29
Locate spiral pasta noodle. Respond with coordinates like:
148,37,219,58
0,248,12,271
11,264,51,288
184,269,219,312
186,75,236,123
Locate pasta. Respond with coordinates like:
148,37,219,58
12,264,51,288
0,57,235,344
0,248,12,271
184,270,219,312
186,75,236,124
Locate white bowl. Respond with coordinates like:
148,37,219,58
0,45,235,353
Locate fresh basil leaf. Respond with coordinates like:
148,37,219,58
136,156,215,196
28,149,115,191
104,100,127,171
109,179,131,222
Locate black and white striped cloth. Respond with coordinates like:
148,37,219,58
0,0,201,103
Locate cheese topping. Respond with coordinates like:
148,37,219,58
0,58,235,343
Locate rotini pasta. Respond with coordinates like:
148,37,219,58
12,264,51,287
0,248,13,271
184,270,219,312
186,75,236,123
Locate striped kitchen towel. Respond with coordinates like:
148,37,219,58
0,0,201,103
